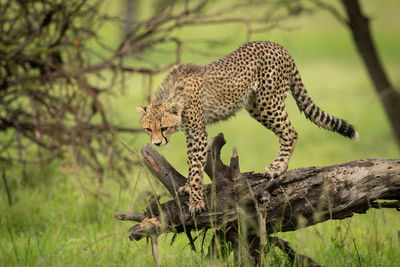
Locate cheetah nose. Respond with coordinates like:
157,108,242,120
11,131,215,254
153,142,162,146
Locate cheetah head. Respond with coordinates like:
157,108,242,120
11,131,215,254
136,102,182,146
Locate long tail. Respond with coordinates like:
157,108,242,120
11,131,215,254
290,63,359,140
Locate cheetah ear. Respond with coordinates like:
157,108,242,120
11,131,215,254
169,102,182,115
136,106,147,116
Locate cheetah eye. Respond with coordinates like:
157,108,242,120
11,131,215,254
161,127,168,132
145,128,152,132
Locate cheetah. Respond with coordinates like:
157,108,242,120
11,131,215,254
137,41,358,214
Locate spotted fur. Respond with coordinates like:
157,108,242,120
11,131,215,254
137,41,358,214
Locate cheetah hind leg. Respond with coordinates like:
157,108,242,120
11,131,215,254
246,99,298,179
263,161,289,179
263,127,298,179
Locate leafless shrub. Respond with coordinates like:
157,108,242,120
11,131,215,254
0,0,298,183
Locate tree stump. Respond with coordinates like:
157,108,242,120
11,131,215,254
115,133,400,266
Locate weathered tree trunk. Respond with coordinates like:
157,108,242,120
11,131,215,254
341,0,400,148
115,133,400,266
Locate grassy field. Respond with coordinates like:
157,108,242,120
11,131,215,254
1,0,400,266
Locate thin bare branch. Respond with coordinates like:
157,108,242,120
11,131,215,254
309,0,348,25
114,212,146,222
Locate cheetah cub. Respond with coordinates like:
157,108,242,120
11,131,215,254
137,41,358,214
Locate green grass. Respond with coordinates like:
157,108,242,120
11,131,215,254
1,0,400,266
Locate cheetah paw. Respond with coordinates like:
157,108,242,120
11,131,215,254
189,198,205,215
178,183,191,196
263,162,287,179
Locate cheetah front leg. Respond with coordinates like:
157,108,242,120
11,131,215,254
178,129,208,214
188,131,207,214
178,136,194,196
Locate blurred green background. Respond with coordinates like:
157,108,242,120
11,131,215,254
1,0,399,266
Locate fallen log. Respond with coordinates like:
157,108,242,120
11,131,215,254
115,133,400,265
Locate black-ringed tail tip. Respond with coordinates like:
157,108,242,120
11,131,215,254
340,123,359,140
